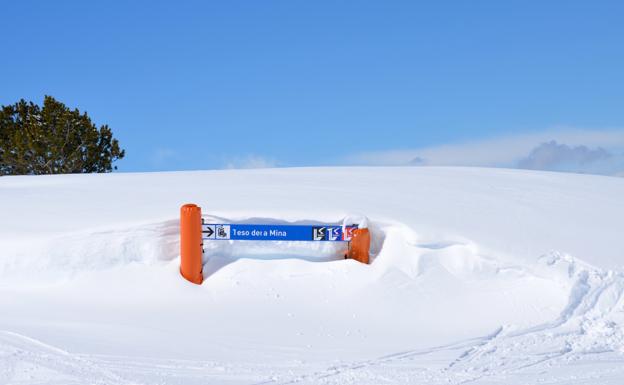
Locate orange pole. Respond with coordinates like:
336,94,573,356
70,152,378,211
180,203,203,284
348,228,370,264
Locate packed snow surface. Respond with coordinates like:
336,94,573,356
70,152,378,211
1,166,623,384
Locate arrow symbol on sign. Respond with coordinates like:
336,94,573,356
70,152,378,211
203,226,214,237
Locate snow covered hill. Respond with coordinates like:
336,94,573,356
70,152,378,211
1,167,623,384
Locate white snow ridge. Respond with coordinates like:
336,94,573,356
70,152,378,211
1,167,624,384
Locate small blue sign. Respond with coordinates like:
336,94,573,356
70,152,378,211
203,224,356,242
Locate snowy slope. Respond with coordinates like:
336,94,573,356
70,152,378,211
1,166,623,384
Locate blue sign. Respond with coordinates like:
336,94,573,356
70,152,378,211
202,223,357,242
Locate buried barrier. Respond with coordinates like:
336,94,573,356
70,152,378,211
180,203,370,284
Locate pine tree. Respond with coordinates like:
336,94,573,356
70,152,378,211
0,96,125,175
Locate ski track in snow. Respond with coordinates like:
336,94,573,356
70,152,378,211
251,263,624,385
0,331,138,385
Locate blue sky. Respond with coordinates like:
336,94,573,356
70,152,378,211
2,1,623,173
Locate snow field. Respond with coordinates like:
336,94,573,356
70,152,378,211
1,167,623,384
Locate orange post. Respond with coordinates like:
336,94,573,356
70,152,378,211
348,228,370,264
180,203,203,284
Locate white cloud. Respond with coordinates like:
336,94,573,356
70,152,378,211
347,128,624,175
150,148,177,166
518,141,614,172
224,154,277,169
